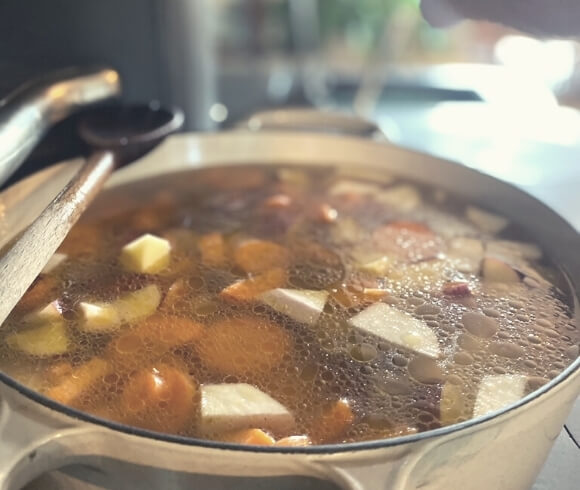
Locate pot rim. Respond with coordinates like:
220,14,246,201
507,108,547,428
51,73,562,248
1,130,579,454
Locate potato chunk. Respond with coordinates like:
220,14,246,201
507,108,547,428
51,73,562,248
200,383,294,434
7,321,69,357
78,285,161,332
120,233,171,274
78,302,121,333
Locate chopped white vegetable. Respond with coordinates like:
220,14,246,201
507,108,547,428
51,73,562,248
486,240,542,261
375,185,421,212
23,301,62,325
200,383,294,433
349,302,440,359
473,374,527,418
78,284,161,332
120,233,171,274
41,253,68,275
440,382,465,425
78,302,121,333
259,288,328,326
481,257,520,283
6,322,69,357
447,237,483,273
465,206,509,234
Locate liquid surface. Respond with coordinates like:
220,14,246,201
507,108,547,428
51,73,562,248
0,165,578,446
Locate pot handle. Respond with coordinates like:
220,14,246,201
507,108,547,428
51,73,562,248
0,66,121,186
0,393,107,490
240,108,387,141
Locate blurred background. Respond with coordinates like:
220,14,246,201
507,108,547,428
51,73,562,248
1,0,580,207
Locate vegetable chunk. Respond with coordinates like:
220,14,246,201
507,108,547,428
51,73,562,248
200,383,294,434
220,268,287,302
349,302,440,359
219,428,275,446
310,399,354,444
234,239,290,273
121,364,197,433
45,358,110,406
79,284,161,332
7,322,69,357
259,288,328,326
120,233,171,274
197,316,291,376
473,374,527,418
199,232,228,267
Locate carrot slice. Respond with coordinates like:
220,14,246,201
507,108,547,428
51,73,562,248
197,315,291,376
384,221,433,234
220,268,287,302
199,232,228,267
310,399,354,444
220,428,275,446
373,221,443,263
234,239,290,274
107,314,204,365
275,435,312,446
120,364,197,433
46,361,74,384
45,358,110,407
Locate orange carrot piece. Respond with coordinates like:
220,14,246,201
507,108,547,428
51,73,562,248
108,314,204,364
197,315,291,376
45,358,110,407
385,221,433,234
275,435,312,447
46,361,74,383
120,364,197,433
199,232,228,267
220,428,275,446
311,399,355,444
220,268,287,303
234,239,290,274
373,221,443,262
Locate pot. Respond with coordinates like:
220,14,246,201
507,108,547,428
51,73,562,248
0,112,578,490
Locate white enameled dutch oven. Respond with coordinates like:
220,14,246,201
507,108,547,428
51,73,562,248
0,104,578,490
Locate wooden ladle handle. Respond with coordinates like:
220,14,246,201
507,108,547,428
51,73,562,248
0,151,115,326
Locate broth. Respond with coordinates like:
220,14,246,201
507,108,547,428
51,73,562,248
0,165,578,446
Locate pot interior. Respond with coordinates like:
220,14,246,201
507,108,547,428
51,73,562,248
0,132,579,452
